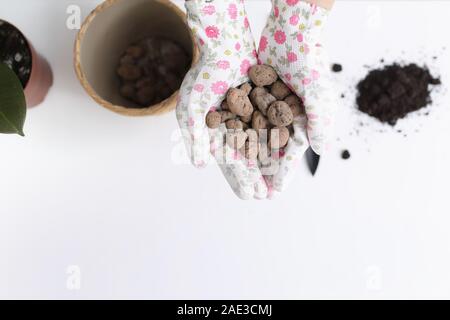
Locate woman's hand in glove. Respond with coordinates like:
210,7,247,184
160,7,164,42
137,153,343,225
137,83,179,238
258,0,337,192
177,0,269,199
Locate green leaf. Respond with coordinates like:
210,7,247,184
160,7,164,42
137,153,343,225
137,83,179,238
0,62,26,136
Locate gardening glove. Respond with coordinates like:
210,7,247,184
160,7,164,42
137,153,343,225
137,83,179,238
176,0,268,199
258,0,337,192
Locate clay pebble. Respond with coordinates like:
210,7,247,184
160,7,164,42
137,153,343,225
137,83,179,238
116,37,190,108
205,64,308,160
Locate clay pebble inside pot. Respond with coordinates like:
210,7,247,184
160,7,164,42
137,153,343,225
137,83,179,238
116,37,190,108
75,0,198,116
0,19,53,107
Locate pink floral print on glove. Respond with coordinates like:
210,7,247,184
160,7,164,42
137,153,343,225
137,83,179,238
258,0,337,192
176,0,268,199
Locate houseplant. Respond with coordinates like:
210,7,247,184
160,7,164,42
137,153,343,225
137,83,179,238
0,19,52,110
0,62,26,136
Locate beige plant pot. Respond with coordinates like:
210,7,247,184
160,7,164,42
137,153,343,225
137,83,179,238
74,0,198,116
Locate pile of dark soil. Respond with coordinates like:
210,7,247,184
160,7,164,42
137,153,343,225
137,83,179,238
356,64,441,125
0,20,32,87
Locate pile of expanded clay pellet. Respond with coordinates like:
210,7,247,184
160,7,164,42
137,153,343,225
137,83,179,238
117,37,190,108
206,65,305,160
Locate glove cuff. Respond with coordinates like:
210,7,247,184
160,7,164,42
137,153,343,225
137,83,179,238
269,0,329,42
186,0,255,57
186,0,250,36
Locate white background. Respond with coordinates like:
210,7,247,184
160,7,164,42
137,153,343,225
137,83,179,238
1,0,450,299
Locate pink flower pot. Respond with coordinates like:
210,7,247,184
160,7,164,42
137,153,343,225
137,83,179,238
0,19,53,108
24,43,53,107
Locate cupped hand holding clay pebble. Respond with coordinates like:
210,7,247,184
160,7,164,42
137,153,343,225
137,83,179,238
205,64,305,162
176,0,271,200
177,0,336,199
255,0,338,193
258,0,336,157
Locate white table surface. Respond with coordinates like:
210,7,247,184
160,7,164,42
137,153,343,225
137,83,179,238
1,0,450,299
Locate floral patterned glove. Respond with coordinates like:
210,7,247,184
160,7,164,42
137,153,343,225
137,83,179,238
258,0,336,191
176,0,268,199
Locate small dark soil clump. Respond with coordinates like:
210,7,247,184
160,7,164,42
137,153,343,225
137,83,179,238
356,64,440,125
332,63,342,73
341,150,351,160
0,20,32,87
